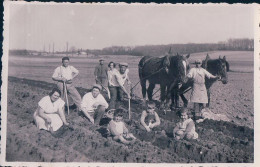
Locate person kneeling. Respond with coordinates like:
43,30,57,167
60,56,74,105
81,84,109,125
173,108,198,140
107,109,136,144
33,88,69,133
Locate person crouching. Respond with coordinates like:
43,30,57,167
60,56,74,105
81,84,109,125
107,109,136,144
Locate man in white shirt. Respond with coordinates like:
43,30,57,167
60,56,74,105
52,57,82,111
108,62,131,110
81,84,109,125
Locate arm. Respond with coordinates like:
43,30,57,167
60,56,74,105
150,112,161,128
204,69,217,79
140,111,151,132
71,66,79,80
115,74,130,98
57,106,69,125
81,107,94,124
173,124,180,137
37,106,51,124
123,122,129,134
185,120,195,133
81,94,94,124
52,67,66,82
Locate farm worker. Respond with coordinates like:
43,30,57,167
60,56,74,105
81,84,109,125
52,57,82,111
186,59,218,120
107,109,136,144
173,108,198,140
107,62,131,110
94,58,108,89
33,88,69,132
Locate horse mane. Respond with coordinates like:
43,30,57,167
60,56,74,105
202,58,229,75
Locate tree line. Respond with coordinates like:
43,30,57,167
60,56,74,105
9,38,253,57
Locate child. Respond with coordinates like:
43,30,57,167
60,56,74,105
173,108,198,140
140,101,163,133
107,109,136,144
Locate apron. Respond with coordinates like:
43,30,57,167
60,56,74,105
190,69,208,103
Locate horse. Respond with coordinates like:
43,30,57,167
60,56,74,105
138,53,190,108
177,54,229,108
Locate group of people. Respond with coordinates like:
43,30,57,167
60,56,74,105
33,56,219,144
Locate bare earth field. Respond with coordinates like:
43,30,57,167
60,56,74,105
5,51,254,163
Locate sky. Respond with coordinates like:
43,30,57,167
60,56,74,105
7,3,254,51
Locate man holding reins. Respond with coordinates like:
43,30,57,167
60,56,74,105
52,57,82,112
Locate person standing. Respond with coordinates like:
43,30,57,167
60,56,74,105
186,59,218,120
94,59,108,90
52,57,82,111
81,84,109,125
107,62,131,110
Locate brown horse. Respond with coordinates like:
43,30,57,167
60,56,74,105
177,54,229,108
138,53,190,107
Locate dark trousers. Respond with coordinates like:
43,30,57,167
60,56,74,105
89,105,106,125
108,86,124,109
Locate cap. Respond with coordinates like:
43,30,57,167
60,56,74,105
99,58,105,61
119,62,128,67
195,59,202,64
92,84,102,91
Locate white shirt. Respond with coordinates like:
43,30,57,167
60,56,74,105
38,96,65,114
108,68,129,87
81,92,108,112
52,65,79,80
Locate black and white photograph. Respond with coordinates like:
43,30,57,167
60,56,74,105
1,2,258,166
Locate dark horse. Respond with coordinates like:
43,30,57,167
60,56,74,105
177,54,229,108
138,53,190,107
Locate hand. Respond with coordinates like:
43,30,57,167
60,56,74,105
145,126,151,132
66,79,73,84
149,123,155,129
64,122,69,126
90,117,95,124
127,93,131,99
61,78,67,82
46,117,52,124
127,80,131,85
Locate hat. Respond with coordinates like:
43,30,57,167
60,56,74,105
99,59,104,61
195,59,202,64
119,62,128,67
92,84,102,91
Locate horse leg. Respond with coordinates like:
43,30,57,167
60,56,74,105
160,84,167,109
140,80,147,102
147,83,155,101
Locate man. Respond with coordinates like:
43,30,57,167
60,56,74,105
108,62,131,110
81,84,109,125
52,57,82,111
186,59,218,120
94,59,108,89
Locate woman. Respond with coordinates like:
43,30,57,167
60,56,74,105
187,59,218,120
33,88,69,132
